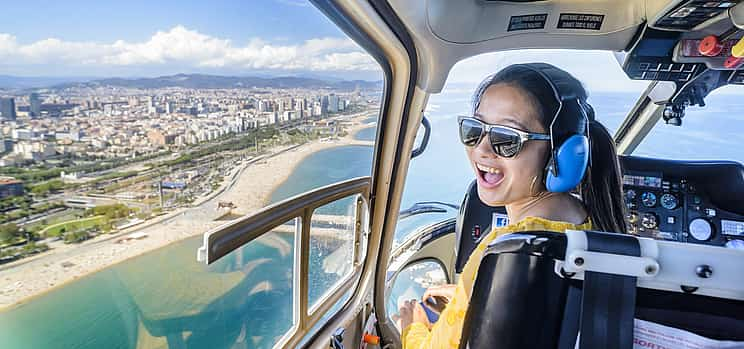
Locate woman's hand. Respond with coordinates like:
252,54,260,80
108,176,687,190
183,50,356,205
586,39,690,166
396,299,432,331
396,284,457,333
396,299,415,330
422,284,457,305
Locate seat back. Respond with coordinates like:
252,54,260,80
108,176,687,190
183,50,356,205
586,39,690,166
454,180,507,274
459,231,744,349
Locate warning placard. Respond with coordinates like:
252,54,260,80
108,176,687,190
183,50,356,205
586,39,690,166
507,14,547,32
557,13,604,30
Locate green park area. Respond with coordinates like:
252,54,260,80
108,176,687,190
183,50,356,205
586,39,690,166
39,215,107,238
28,203,134,244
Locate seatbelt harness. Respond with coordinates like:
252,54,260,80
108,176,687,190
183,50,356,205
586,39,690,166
578,230,640,349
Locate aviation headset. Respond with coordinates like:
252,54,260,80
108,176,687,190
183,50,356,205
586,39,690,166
511,63,593,193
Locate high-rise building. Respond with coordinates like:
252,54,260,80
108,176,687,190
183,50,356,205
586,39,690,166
293,98,307,112
165,101,176,114
29,93,41,117
321,96,329,116
329,94,339,113
313,102,322,117
0,98,16,120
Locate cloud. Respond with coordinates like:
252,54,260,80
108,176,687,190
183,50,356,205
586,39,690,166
0,26,378,73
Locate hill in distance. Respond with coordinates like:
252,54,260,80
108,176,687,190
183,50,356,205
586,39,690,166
56,73,381,91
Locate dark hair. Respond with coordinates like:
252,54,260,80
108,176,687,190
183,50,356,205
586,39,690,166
472,64,627,234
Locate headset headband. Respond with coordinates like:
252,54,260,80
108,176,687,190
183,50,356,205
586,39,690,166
511,63,590,137
508,63,593,176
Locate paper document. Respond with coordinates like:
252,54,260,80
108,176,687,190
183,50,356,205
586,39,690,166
633,319,744,349
576,319,744,349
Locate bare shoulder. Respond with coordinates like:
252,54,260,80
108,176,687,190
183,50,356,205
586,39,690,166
539,193,588,225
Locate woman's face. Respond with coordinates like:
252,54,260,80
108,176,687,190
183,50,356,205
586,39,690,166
466,83,551,206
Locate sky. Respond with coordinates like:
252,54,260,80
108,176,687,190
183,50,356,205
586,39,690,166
446,50,651,93
0,0,731,95
0,0,380,79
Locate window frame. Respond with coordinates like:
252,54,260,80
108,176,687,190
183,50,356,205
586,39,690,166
198,176,370,347
307,193,367,315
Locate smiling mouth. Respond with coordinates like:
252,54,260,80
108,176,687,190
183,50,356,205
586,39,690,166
475,163,505,187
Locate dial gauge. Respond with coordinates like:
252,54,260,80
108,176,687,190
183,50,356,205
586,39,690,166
641,192,657,208
641,213,658,229
626,211,639,224
660,193,678,210
689,218,713,241
625,189,637,201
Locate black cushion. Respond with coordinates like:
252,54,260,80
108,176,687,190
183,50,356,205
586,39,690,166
454,180,506,274
459,232,744,349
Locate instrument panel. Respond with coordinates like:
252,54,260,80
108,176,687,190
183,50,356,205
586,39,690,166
623,1,744,87
621,156,744,249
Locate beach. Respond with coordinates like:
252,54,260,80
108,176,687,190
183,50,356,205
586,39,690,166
0,113,376,309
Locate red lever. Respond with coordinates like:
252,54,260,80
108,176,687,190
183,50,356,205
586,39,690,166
698,35,723,56
724,55,744,69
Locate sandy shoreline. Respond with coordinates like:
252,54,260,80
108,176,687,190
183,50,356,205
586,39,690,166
0,113,376,310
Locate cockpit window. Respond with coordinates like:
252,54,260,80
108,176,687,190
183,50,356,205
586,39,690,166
633,86,744,164
0,2,383,348
394,50,645,245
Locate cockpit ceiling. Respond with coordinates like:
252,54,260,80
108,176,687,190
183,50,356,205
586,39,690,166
425,0,646,45
385,0,742,92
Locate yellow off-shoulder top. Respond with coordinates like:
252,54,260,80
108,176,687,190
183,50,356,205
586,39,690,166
401,216,592,349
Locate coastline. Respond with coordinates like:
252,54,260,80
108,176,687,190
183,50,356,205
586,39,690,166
0,113,376,310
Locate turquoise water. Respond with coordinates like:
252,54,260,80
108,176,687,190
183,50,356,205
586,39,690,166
1,88,742,348
270,146,374,203
0,231,296,348
0,147,376,349
354,126,376,142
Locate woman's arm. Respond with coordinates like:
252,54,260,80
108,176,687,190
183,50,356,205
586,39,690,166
400,227,499,348
401,282,470,349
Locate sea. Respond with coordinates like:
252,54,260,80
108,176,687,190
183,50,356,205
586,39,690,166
0,85,741,348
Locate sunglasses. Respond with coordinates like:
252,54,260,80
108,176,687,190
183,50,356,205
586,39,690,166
458,116,551,158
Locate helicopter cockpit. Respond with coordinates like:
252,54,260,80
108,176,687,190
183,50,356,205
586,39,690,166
5,0,744,348
200,0,744,347
375,0,744,348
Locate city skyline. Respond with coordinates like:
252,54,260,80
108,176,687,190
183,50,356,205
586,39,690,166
0,72,384,91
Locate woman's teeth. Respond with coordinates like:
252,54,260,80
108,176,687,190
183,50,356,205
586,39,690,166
476,163,501,174
476,163,504,186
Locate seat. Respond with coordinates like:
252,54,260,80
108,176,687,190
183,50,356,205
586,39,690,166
458,230,744,349
454,179,507,274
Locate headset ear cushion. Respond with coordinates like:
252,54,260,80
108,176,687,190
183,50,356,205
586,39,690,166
545,134,589,193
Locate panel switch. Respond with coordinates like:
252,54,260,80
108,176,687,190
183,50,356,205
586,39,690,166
732,36,744,58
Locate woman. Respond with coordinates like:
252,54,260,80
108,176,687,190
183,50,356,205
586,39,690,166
398,63,626,348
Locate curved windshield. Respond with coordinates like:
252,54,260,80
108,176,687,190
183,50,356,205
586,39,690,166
633,85,744,164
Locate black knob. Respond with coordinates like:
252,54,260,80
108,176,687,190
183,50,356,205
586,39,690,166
695,264,713,278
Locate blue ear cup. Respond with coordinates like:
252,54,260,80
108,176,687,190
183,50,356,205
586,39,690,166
545,134,589,193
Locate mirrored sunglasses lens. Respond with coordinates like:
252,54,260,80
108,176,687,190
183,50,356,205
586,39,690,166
497,143,521,157
488,128,521,157
459,119,483,146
